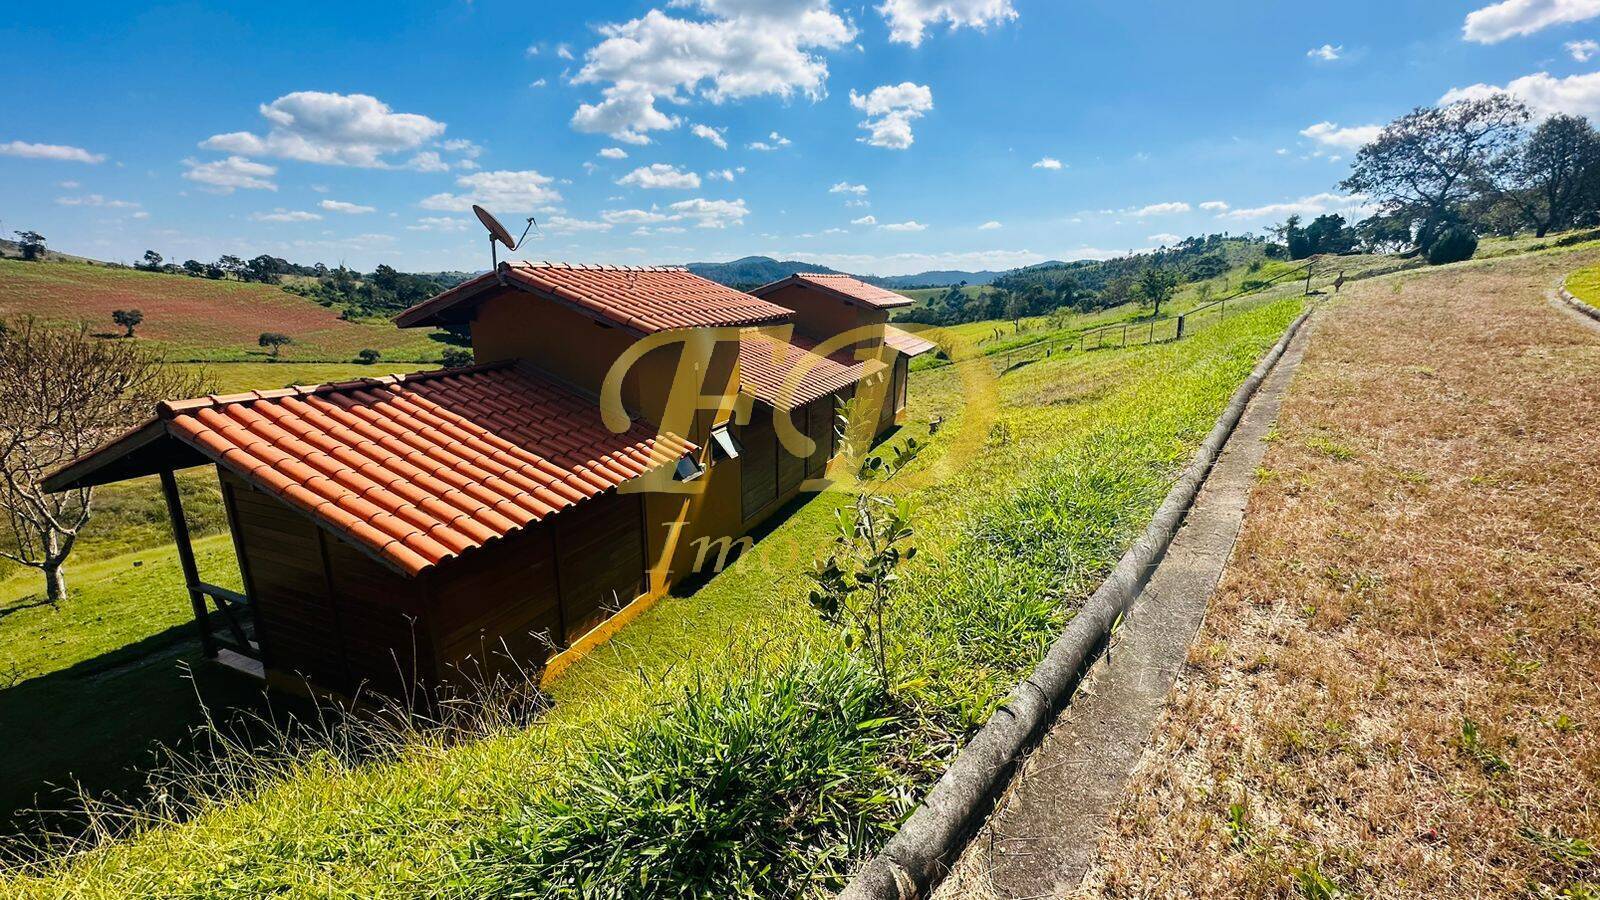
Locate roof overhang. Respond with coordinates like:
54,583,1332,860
749,273,915,310
42,418,210,492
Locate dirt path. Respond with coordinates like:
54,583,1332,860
1068,251,1600,898
930,299,1318,900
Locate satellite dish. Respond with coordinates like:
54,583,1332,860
473,205,517,250
472,205,539,267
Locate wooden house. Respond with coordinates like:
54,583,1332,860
44,263,935,699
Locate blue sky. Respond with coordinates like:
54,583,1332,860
6,0,1600,276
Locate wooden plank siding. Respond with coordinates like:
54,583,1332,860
551,491,647,641
740,405,778,522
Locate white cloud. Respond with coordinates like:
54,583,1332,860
691,123,729,149
850,82,934,149
880,219,928,231
669,196,748,228
617,163,703,189
1569,38,1600,59
530,78,549,88
200,91,446,167
407,216,470,232
570,1,854,144
441,138,482,159
599,147,630,160
1300,121,1382,151
0,140,106,164
1147,232,1182,244
1032,156,1063,170
58,180,80,189
602,197,748,229
747,131,793,151
319,199,375,214
55,194,140,209
1200,200,1230,212
879,0,1018,46
708,168,737,181
1464,0,1600,43
419,169,562,212
978,220,1002,229
182,156,277,193
1442,70,1600,119
851,214,878,225
1222,192,1372,222
761,248,1047,276
1134,201,1191,216
405,151,452,173
557,43,574,60
1307,43,1343,61
830,181,869,195
542,215,613,233
251,208,322,223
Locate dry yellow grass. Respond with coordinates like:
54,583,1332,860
1079,252,1600,899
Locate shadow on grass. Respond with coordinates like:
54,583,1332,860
0,618,272,841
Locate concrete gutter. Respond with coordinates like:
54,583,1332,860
1556,284,1600,325
839,307,1316,900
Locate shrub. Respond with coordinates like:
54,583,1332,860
1428,228,1478,265
356,348,381,365
468,656,913,898
440,347,473,368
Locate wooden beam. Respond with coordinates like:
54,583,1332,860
160,469,216,659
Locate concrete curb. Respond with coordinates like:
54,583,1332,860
1557,284,1600,324
839,307,1317,900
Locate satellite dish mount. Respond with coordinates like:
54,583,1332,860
472,204,538,267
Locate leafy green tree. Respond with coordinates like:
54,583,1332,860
258,332,293,358
356,348,381,365
807,493,916,696
1341,96,1529,252
181,259,205,277
1427,227,1478,264
140,250,163,271
440,347,474,367
111,309,143,338
1497,113,1600,237
14,231,46,261
1136,267,1180,317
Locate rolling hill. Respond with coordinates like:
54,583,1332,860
0,258,453,363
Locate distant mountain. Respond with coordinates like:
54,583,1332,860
683,256,844,288
680,256,1079,291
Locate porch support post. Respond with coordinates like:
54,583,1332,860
160,469,216,659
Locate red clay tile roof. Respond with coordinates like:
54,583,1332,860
395,262,794,334
883,324,938,357
738,329,867,411
115,363,688,576
752,272,914,309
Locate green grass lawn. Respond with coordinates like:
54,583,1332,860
1565,262,1600,308
1,294,1305,896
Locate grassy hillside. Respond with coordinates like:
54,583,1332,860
0,259,452,363
2,297,1304,895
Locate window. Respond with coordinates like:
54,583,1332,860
709,425,742,461
673,454,705,482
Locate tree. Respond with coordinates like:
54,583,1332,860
807,493,916,696
258,332,293,358
14,231,46,261
140,250,163,271
1003,292,1029,327
1496,113,1600,237
356,348,381,365
182,259,205,277
1136,267,1180,317
0,318,207,603
1427,227,1478,264
1341,96,1530,253
440,347,474,367
111,309,144,338
217,255,246,280
1304,214,1357,255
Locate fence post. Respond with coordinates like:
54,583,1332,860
1177,315,1186,339
1122,323,1128,347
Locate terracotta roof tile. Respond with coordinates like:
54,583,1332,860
738,329,867,411
153,362,692,576
395,262,795,334
753,272,914,309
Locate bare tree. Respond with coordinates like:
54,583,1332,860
1341,96,1530,252
0,318,208,603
